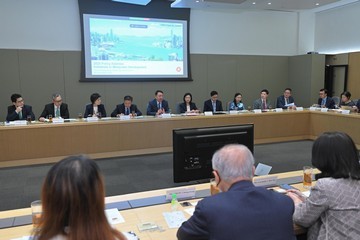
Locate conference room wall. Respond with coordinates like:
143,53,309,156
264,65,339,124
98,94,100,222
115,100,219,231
0,50,294,120
348,52,360,98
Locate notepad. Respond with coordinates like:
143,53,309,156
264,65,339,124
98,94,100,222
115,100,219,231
105,208,125,224
255,163,272,176
163,211,187,228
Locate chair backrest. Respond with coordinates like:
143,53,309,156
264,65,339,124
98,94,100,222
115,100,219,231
353,99,358,105
176,103,181,114
226,101,232,111
332,96,340,105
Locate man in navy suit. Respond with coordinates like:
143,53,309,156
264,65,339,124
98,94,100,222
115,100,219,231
177,144,296,240
276,88,295,109
203,90,223,112
146,90,169,116
111,95,142,117
317,88,335,109
39,93,70,121
6,93,35,122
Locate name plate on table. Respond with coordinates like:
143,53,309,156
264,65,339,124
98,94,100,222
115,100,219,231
296,107,304,111
13,120,27,126
275,108,283,112
309,107,317,111
229,110,238,115
52,118,64,124
321,108,328,112
120,115,131,120
86,117,99,122
253,109,262,114
165,187,196,201
253,175,278,187
204,111,213,116
341,110,350,114
161,113,171,118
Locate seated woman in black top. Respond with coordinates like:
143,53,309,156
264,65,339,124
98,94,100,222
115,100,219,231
84,93,107,118
179,93,200,113
339,91,355,107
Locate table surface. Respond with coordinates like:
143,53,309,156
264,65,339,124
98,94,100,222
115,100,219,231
0,169,319,240
0,110,359,168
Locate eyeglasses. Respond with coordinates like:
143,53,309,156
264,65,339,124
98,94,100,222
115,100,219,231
16,99,24,103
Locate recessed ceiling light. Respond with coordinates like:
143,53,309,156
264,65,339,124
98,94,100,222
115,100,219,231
196,0,200,2
315,3,320,6
268,2,271,5
252,2,256,4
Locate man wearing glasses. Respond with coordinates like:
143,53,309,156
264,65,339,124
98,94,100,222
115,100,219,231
6,93,35,122
39,93,70,121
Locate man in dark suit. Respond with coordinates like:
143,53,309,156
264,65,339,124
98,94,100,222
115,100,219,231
111,95,142,117
276,88,295,109
317,88,335,109
203,90,223,112
39,93,69,121
177,144,296,240
146,90,169,116
6,93,35,122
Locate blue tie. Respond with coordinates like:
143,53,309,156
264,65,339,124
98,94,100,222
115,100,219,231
126,108,129,115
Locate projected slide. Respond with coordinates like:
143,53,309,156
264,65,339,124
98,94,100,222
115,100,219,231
83,14,188,79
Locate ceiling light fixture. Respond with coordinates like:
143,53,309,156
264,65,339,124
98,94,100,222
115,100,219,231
252,2,256,5
315,3,320,6
267,2,272,5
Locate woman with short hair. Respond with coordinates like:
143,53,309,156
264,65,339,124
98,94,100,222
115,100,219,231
287,132,360,240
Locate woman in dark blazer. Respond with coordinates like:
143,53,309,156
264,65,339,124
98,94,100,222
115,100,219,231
179,93,199,113
84,93,107,118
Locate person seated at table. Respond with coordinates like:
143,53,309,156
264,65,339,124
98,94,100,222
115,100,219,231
253,89,272,110
179,93,199,113
84,93,106,118
111,95,142,117
276,88,295,109
39,93,69,122
339,91,355,107
6,93,35,122
287,132,360,240
177,144,296,240
229,93,244,110
146,90,169,116
317,88,335,109
356,99,360,112
203,90,223,112
32,155,127,240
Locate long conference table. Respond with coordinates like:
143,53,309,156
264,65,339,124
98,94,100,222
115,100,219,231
0,170,316,240
0,109,359,168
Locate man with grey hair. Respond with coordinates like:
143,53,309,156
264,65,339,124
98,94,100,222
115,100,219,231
39,93,70,121
177,144,296,240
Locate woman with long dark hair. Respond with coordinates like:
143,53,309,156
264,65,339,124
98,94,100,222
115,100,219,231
179,93,199,113
33,155,126,240
287,132,360,240
229,93,244,110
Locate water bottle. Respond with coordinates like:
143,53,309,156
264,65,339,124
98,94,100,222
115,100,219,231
171,193,179,211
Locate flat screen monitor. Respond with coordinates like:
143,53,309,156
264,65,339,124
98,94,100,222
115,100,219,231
173,124,254,183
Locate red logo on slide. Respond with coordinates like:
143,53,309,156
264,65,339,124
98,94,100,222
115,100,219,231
176,67,181,72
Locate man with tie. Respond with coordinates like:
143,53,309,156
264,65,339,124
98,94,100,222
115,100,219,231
253,89,272,110
111,95,142,117
6,93,35,122
203,91,223,112
39,93,70,121
276,88,296,109
317,88,335,109
146,90,170,116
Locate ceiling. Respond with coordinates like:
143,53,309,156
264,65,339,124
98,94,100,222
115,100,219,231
170,0,360,12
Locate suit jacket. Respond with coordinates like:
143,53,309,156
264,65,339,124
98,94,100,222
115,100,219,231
203,99,223,112
356,100,360,112
293,178,360,240
146,99,169,116
39,103,69,119
179,102,198,113
317,97,335,109
84,104,106,117
6,105,35,122
177,181,296,240
253,98,272,110
110,103,142,117
276,95,295,109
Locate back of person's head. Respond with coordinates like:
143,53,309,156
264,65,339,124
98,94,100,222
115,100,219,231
90,93,101,104
11,93,22,103
312,132,360,180
212,144,254,182
36,155,125,240
210,91,218,97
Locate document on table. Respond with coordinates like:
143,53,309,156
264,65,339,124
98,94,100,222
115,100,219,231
105,208,125,224
184,207,195,216
163,211,187,228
